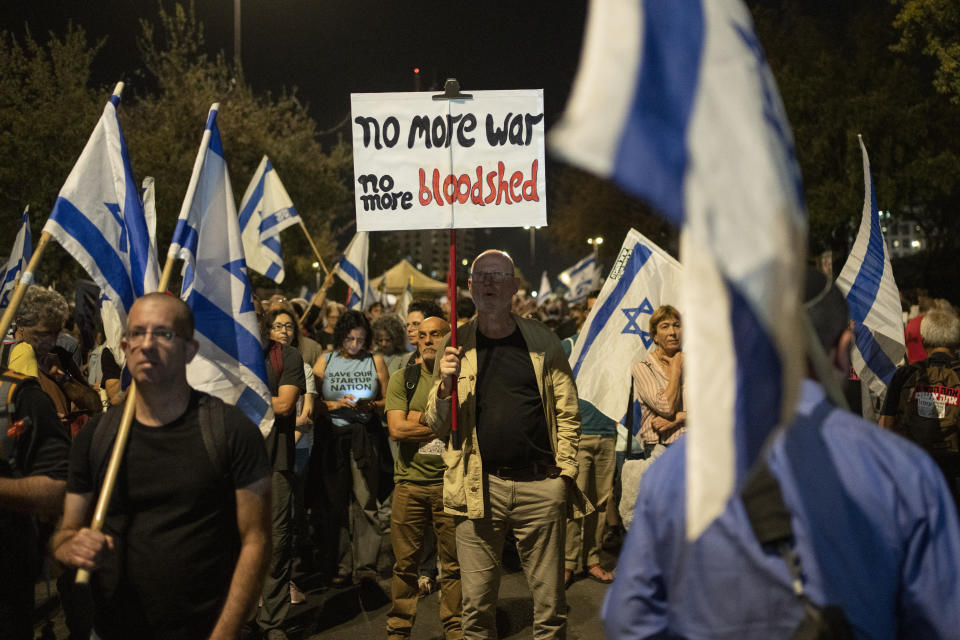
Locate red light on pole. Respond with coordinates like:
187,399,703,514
413,67,421,91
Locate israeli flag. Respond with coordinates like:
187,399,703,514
43,84,160,324
559,254,602,303
0,208,32,311
569,229,682,428
835,136,905,398
537,270,552,306
168,104,274,437
239,155,301,284
333,231,370,310
551,0,807,539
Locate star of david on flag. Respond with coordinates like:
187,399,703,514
239,155,301,284
568,229,681,431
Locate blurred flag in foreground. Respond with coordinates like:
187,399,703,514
559,254,602,303
835,136,905,399
43,85,160,340
239,155,301,284
0,208,32,310
568,228,682,430
334,231,370,310
551,0,807,539
169,104,273,436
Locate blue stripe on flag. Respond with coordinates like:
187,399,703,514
173,219,199,257
206,111,224,158
238,172,266,231
613,0,704,226
728,281,782,474
347,291,361,309
570,257,596,276
853,321,897,385
235,384,271,427
263,236,282,257
339,257,366,296
572,242,653,378
115,112,151,298
265,263,281,280
845,185,884,324
50,197,136,309
187,290,268,385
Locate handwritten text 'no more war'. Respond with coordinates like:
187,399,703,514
354,111,544,150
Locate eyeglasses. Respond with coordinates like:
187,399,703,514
471,270,513,283
125,328,178,345
271,323,295,332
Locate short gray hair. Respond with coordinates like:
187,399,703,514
920,309,960,350
15,285,69,329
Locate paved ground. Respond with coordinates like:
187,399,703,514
36,535,622,639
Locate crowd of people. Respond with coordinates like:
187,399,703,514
2,251,960,639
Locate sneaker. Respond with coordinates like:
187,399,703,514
289,581,306,604
417,575,435,597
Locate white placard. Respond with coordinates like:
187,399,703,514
351,90,547,231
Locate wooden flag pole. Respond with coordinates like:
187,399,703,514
76,249,178,584
298,219,331,277
0,232,53,341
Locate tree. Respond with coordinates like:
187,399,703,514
893,0,960,103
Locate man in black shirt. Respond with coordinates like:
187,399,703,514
426,250,585,640
52,293,272,640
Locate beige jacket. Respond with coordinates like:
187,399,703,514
424,314,591,519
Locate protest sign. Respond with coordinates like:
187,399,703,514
350,90,547,231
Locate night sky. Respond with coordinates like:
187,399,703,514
2,0,594,277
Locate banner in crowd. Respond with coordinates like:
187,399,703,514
835,136,905,399
568,229,682,429
551,0,808,540
0,208,32,311
169,104,274,436
239,156,301,284
350,90,547,231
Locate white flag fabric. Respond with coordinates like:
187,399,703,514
396,279,413,322
559,254,602,303
43,88,160,333
551,0,807,539
239,155,301,284
569,229,682,426
168,104,274,436
835,136,905,398
537,270,552,306
0,208,32,311
333,231,370,310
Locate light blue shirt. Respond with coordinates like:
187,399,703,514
603,379,960,639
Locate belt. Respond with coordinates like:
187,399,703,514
489,460,561,481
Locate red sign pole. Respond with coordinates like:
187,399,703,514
448,228,460,449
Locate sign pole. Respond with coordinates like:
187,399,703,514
448,228,460,449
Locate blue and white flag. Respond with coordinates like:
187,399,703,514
0,208,33,311
569,229,682,429
559,254,602,303
333,231,370,310
168,104,274,436
537,270,552,306
239,155,301,284
835,136,905,399
551,0,807,539
43,84,160,326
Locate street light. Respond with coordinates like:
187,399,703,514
586,236,604,246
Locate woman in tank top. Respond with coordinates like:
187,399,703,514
314,310,390,586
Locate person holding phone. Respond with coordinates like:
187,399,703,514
314,310,390,586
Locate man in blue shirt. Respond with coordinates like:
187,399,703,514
603,271,960,639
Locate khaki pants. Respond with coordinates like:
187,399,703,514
565,434,616,571
455,474,567,640
387,482,462,639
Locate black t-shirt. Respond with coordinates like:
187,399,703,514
475,326,553,469
882,352,956,417
264,343,306,472
67,391,270,640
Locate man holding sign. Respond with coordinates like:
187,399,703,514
424,250,584,640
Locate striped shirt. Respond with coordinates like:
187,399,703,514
632,352,685,446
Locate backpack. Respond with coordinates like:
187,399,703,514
88,393,231,492
403,358,422,410
894,356,960,455
0,370,41,478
